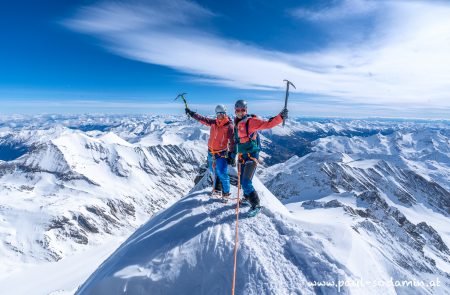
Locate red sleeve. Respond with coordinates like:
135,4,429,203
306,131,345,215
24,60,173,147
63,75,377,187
247,114,283,134
192,113,216,126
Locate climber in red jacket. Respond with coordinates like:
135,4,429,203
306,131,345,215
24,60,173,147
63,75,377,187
185,105,236,197
232,99,288,213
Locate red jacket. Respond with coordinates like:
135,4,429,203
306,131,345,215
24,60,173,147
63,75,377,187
235,114,283,143
192,113,235,154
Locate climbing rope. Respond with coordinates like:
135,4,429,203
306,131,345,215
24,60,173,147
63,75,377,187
231,158,242,295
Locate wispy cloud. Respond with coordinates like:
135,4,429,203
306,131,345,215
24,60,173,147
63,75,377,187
65,0,214,33
64,0,450,112
291,0,379,22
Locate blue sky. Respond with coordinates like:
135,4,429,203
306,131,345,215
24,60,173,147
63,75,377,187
1,0,450,118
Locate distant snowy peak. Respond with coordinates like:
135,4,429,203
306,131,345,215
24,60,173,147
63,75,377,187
313,129,450,161
6,129,205,184
97,132,134,147
261,150,449,216
20,141,72,174
302,190,450,278
0,125,207,270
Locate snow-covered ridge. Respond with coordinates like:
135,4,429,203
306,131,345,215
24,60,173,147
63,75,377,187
76,172,450,294
75,175,350,295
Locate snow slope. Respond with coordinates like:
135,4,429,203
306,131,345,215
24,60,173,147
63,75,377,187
75,175,348,295
258,127,450,294
75,173,450,294
0,236,124,295
0,121,206,284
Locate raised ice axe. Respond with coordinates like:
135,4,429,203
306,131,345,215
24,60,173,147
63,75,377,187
282,79,296,127
174,92,188,109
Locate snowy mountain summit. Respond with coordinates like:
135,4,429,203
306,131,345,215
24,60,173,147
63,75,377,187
76,176,352,295
76,172,450,295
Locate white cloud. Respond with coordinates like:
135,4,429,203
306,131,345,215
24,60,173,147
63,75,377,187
64,0,450,112
64,0,214,33
291,0,379,21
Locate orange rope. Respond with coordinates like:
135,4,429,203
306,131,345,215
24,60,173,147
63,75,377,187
231,157,242,295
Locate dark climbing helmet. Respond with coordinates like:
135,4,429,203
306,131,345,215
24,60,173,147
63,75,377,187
234,99,247,110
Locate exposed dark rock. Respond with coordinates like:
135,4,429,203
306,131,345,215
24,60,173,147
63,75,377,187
118,200,136,217
404,171,450,216
19,185,34,191
73,214,99,234
86,205,118,224
417,222,450,255
194,164,208,186
47,216,71,230
68,228,88,245
355,190,450,274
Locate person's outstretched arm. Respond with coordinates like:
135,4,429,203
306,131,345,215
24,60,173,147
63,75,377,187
247,109,288,133
185,108,216,126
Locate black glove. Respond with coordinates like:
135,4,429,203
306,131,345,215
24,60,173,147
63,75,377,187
280,108,288,120
227,153,236,167
185,107,195,117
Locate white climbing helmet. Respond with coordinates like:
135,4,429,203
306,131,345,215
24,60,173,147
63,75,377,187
215,104,227,114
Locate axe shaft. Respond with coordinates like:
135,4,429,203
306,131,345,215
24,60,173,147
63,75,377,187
282,80,295,126
284,83,290,109
181,96,188,109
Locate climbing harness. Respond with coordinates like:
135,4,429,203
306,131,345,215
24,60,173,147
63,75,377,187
238,153,260,165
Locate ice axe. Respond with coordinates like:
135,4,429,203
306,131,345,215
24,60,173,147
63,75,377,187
282,79,296,127
174,92,188,109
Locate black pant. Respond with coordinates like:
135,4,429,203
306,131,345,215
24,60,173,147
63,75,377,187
239,154,258,196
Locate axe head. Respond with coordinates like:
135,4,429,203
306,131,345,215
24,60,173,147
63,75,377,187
174,92,187,101
283,79,296,89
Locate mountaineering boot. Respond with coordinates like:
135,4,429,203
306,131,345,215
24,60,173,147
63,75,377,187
221,192,231,203
247,191,261,217
239,194,250,206
222,192,231,198
211,175,223,197
247,190,260,209
211,189,222,197
247,205,262,217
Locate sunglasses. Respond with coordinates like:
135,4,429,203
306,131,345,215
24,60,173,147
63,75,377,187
235,108,247,113
216,112,226,115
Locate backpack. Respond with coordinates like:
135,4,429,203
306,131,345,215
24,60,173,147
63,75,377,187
235,114,261,154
